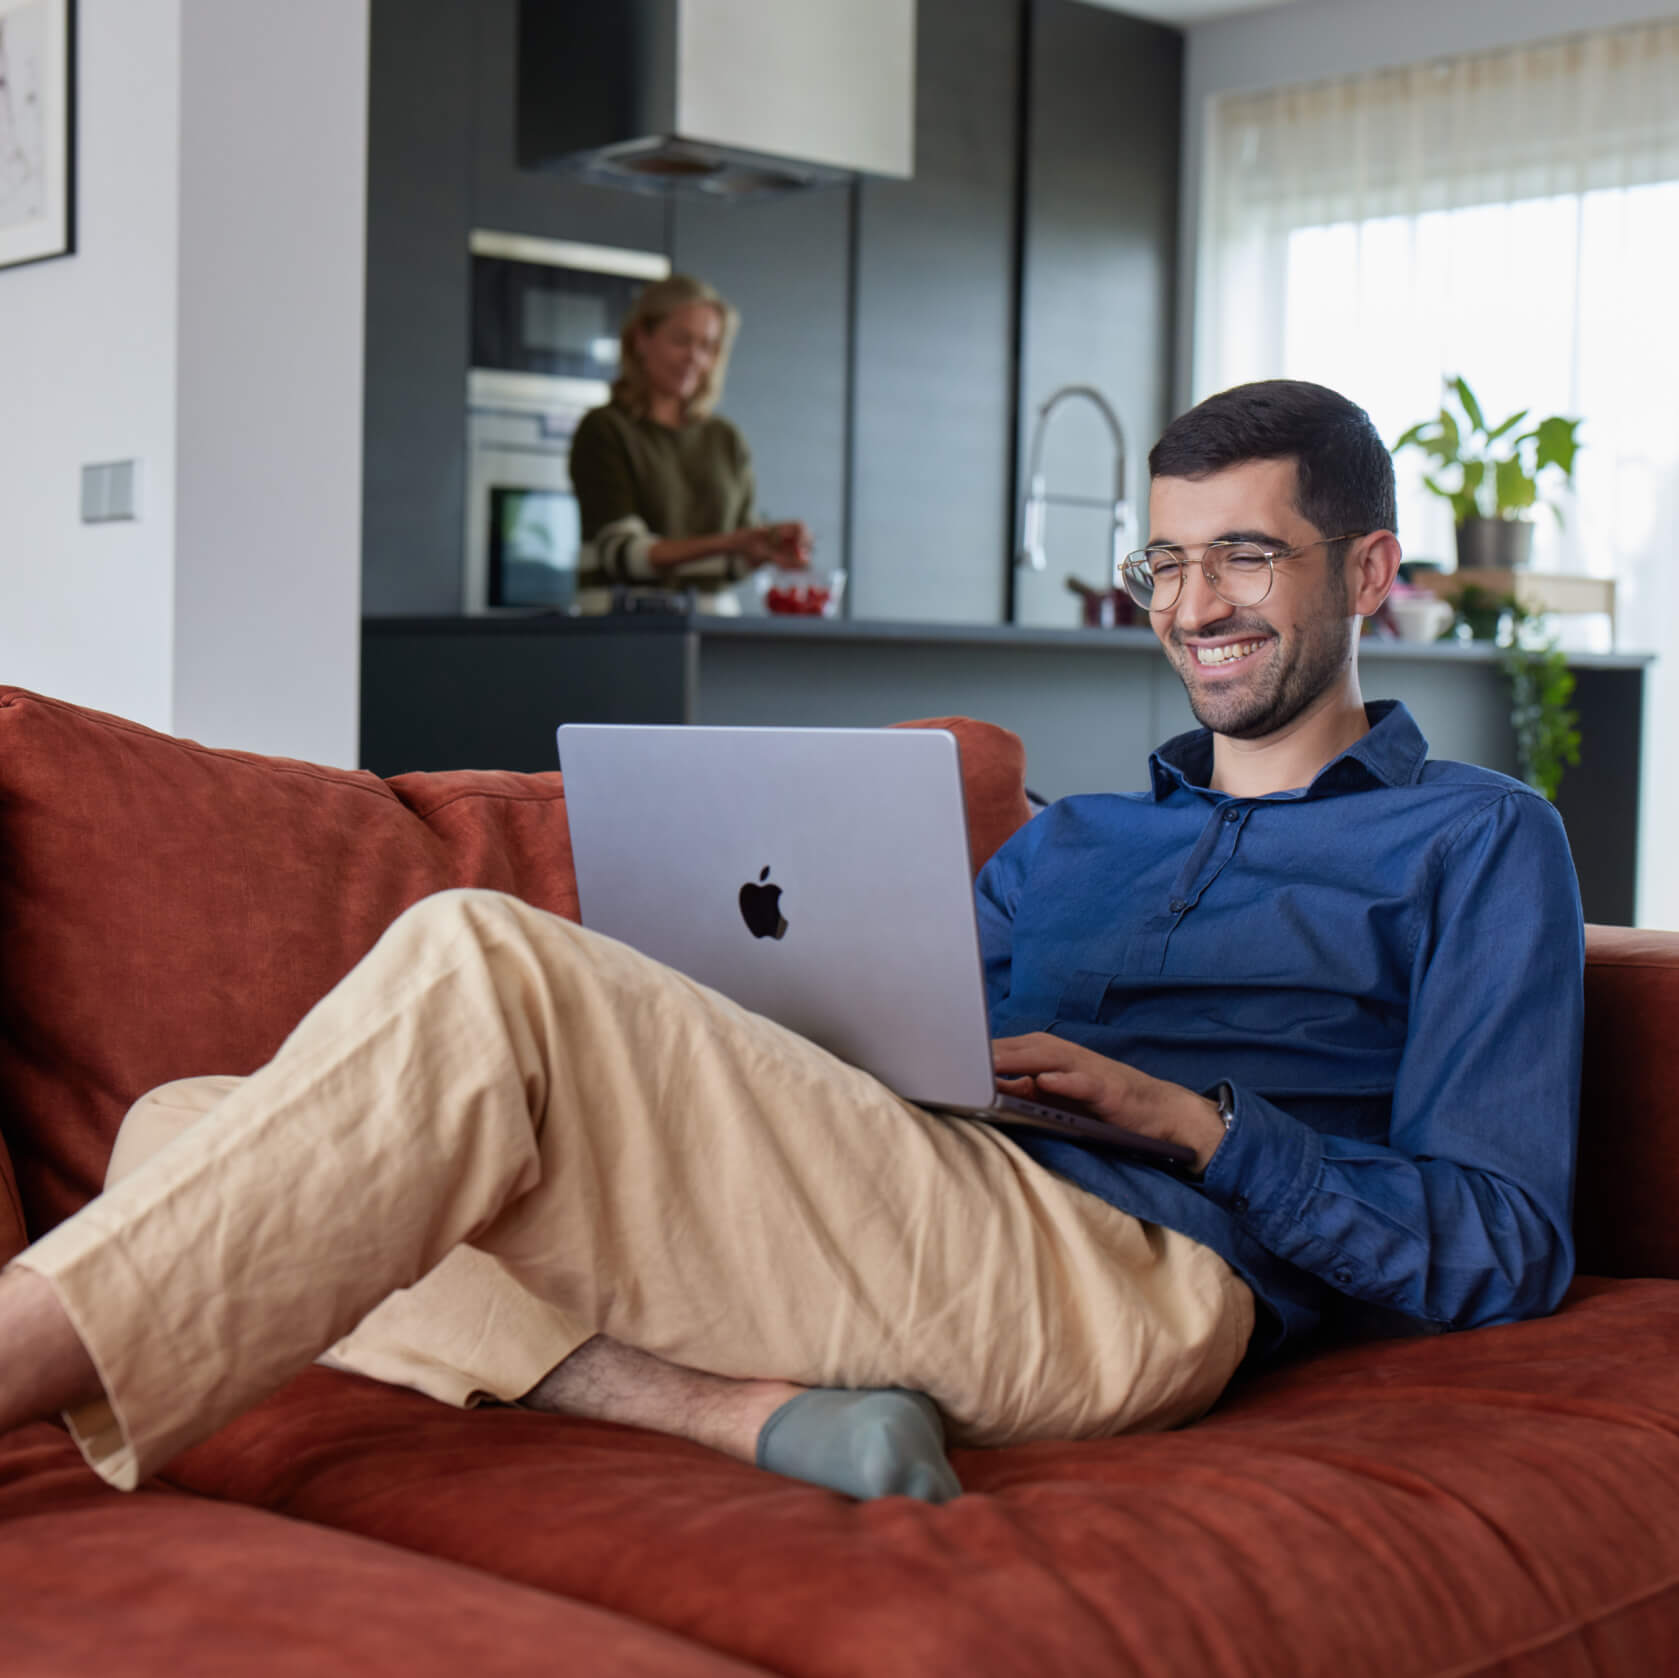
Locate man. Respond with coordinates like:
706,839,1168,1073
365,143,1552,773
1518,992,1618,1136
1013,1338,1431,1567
0,381,1583,1502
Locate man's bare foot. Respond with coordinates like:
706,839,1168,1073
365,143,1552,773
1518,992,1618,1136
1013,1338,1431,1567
0,1266,103,1434
519,1335,801,1464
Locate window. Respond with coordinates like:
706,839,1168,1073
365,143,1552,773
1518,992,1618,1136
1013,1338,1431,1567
1197,20,1679,928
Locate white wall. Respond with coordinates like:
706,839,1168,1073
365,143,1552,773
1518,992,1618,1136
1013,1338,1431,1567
1177,0,1679,406
0,0,367,764
0,0,181,729
172,0,367,764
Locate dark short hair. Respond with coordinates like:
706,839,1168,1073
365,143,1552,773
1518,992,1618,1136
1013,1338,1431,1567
1148,380,1397,538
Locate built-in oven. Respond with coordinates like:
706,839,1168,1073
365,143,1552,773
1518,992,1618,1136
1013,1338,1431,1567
464,232,670,614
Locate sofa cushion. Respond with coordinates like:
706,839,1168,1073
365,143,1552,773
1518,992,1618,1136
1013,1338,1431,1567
0,687,1030,1238
0,1130,24,1264
1575,924,1679,1279
161,1276,1679,1678
0,1423,764,1676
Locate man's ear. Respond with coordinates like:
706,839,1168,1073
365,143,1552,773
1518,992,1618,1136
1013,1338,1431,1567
1349,531,1403,618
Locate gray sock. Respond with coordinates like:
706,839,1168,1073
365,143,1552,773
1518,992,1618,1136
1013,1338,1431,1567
755,1388,963,1503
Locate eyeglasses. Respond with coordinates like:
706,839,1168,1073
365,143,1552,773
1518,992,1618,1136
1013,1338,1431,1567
1116,534,1366,613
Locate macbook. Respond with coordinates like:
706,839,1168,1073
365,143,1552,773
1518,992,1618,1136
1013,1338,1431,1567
556,723,1194,1169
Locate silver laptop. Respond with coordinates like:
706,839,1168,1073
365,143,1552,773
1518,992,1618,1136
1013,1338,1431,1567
556,723,1194,1169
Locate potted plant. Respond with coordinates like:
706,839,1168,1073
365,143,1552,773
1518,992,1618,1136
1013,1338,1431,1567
1393,376,1582,570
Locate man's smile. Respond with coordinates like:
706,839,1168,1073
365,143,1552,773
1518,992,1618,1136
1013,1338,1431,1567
1187,636,1273,669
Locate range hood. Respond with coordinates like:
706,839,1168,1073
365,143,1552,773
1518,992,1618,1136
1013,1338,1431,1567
518,0,916,199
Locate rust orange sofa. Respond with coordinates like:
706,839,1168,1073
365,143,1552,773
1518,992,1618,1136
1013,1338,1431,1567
3,681,1678,1677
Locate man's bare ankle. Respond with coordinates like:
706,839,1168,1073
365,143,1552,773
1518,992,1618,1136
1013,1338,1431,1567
518,1336,802,1464
0,1266,104,1432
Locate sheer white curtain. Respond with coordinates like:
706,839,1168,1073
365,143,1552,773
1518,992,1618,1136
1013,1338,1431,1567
1196,19,1679,929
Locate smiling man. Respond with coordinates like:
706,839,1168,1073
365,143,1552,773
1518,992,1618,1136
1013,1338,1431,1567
0,381,1585,1506
988,378,1584,1361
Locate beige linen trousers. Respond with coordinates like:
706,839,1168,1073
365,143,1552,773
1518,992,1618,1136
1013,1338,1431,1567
17,889,1253,1491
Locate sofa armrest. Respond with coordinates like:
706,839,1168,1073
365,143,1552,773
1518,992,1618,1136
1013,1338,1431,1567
1573,925,1679,1279
0,1131,23,1264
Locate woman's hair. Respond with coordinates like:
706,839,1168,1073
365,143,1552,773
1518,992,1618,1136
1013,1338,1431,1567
611,274,740,421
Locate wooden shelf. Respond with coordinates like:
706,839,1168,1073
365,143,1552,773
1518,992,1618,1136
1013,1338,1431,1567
1409,569,1617,642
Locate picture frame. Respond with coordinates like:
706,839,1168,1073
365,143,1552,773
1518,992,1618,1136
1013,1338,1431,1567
0,0,75,272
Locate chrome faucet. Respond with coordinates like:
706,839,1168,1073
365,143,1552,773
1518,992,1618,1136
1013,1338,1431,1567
1016,384,1130,579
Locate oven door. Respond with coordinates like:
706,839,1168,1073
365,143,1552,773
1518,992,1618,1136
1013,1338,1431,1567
464,370,609,614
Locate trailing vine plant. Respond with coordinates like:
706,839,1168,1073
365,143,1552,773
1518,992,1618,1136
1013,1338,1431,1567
1443,586,1581,800
1501,620,1581,803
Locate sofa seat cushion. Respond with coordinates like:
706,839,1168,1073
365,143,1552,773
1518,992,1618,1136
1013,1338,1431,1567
0,1424,768,1676
158,1275,1679,1678
0,686,1029,1237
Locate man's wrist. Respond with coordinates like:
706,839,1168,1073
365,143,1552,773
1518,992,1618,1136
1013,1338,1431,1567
1170,1083,1233,1176
1194,1082,1237,1178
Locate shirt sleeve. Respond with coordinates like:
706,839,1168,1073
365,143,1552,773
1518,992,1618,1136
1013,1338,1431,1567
1198,788,1583,1330
729,421,758,531
975,815,1045,1028
569,409,648,542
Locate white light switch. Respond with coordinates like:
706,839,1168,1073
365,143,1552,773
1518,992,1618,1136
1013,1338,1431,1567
81,460,141,523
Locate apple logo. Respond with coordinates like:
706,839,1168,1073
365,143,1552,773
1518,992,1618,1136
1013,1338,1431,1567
738,865,788,940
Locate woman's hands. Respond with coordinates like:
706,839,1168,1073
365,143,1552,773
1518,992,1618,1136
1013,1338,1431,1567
736,521,814,570
992,1033,1229,1175
647,522,815,575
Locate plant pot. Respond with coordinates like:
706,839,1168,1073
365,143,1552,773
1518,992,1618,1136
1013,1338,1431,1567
1455,516,1534,571
1458,602,1510,642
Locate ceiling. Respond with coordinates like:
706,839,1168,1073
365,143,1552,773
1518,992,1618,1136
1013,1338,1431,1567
1077,0,1307,25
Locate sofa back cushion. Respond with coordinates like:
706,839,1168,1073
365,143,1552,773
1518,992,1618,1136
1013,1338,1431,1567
0,688,1029,1239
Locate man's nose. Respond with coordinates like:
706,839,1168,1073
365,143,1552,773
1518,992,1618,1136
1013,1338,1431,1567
1171,563,1232,632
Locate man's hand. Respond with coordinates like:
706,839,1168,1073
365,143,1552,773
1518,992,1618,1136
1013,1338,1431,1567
992,1034,1229,1175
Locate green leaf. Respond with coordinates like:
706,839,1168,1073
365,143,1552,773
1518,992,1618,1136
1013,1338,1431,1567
1438,409,1461,458
1483,409,1529,444
1452,376,1486,435
1534,415,1580,478
1393,423,1430,452
1461,459,1485,495
1495,456,1536,512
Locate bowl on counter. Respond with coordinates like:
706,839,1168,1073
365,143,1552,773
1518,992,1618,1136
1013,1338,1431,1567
756,567,847,619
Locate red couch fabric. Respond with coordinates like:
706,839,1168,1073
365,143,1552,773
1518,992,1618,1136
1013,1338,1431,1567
1574,925,1679,1280
0,1424,769,1676
156,1276,1679,1678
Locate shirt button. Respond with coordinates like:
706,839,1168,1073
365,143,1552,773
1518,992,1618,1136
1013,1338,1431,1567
1231,1195,1249,1215
1222,807,1241,823
1169,897,1186,914
1334,1268,1353,1286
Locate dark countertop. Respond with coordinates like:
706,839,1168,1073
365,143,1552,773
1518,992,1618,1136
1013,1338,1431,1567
363,613,1655,668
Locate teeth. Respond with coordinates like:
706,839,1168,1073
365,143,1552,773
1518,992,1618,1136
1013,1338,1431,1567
1195,640,1267,666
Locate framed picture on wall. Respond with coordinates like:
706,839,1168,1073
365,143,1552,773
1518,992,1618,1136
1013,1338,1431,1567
0,0,75,272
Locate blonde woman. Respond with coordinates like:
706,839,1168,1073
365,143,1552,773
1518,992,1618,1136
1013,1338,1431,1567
569,274,812,613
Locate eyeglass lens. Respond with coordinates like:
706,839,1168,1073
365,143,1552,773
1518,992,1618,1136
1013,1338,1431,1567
1118,543,1275,612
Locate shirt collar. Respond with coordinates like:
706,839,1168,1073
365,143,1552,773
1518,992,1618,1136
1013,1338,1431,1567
1147,700,1430,802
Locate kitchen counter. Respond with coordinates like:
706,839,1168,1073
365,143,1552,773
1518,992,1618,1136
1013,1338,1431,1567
362,613,1651,923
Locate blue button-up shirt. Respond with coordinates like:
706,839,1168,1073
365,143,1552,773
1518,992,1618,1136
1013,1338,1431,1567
975,701,1584,1363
